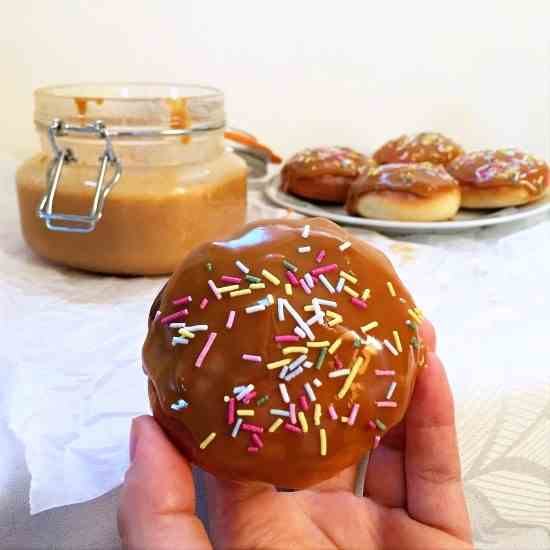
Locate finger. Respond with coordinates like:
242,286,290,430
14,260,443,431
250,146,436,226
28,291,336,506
404,352,472,543
118,416,212,550
419,319,436,352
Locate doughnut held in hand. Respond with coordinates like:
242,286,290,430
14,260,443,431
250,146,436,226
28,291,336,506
143,218,425,488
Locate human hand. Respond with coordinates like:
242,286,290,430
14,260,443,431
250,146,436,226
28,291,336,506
118,322,472,549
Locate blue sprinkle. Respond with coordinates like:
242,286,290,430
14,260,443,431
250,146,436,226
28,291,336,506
171,399,188,411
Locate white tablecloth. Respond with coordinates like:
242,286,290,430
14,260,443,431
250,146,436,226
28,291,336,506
1,153,549,549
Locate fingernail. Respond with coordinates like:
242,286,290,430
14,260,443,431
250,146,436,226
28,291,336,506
129,418,139,462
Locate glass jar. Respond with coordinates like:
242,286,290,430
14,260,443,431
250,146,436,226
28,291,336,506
16,83,248,275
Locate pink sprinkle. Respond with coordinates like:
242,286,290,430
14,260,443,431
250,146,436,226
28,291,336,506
289,403,297,424
172,295,192,306
208,280,221,300
251,433,264,448
242,354,262,362
284,423,302,433
334,355,343,369
275,335,300,343
375,370,395,376
247,446,260,453
221,275,241,284
351,297,368,309
376,401,398,408
228,398,236,424
226,310,236,329
311,263,338,276
200,297,208,310
348,404,360,426
315,250,326,263
328,404,338,420
368,420,377,430
243,391,257,405
299,394,309,411
241,423,264,434
286,270,299,286
160,309,189,324
194,332,217,368
153,311,161,322
374,435,381,449
299,278,312,295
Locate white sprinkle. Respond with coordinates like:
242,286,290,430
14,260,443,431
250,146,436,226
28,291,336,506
208,279,222,300
339,241,351,251
288,354,307,371
169,323,187,328
172,336,189,346
185,324,208,332
279,383,290,403
304,382,317,402
285,366,304,382
313,378,323,388
298,246,311,253
304,273,314,288
336,277,346,293
279,366,289,379
306,312,324,326
231,418,243,437
383,339,399,356
235,260,250,274
386,381,397,400
282,299,315,341
304,361,314,369
313,298,337,308
328,368,350,378
302,224,310,238
294,326,306,339
270,408,290,417
236,384,254,401
277,298,285,322
246,304,266,314
366,335,383,351
319,274,335,294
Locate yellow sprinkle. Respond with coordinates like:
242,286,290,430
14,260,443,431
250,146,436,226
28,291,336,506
408,309,422,324
340,416,349,423
338,357,364,399
320,428,327,456
261,269,280,286
230,289,252,298
393,330,403,353
362,288,371,300
266,294,275,306
304,304,315,312
414,307,424,320
314,403,322,426
298,411,309,433
340,271,358,284
307,341,330,348
328,338,342,355
343,286,359,298
218,284,240,293
328,316,343,327
325,310,340,319
361,321,379,333
223,395,230,403
387,281,396,297
237,409,255,417
249,282,266,290
267,358,292,370
268,418,284,433
178,328,195,338
199,432,217,450
284,283,293,296
282,346,308,355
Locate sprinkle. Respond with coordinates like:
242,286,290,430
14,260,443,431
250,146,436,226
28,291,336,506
299,394,309,411
208,279,222,300
328,368,350,378
315,348,328,370
302,224,310,238
383,339,399,356
169,323,187,328
226,310,236,329
294,327,307,338
284,283,293,296
285,270,299,287
236,260,250,274
328,338,343,355
279,366,289,379
228,398,236,424
246,274,262,284
375,419,387,431
313,378,322,388
287,355,307,372
328,404,338,420
265,294,275,306
348,404,360,426
172,295,192,306
284,423,302,433
251,433,263,448
375,369,396,376
242,354,262,363
282,299,315,340
387,281,396,297
199,432,216,450
206,262,214,272
362,289,371,300
298,246,311,253
231,418,243,437
325,310,341,320
304,274,315,290
221,275,241,284
224,395,230,402
343,286,359,298
339,241,351,251
171,399,189,411
154,311,161,322
279,383,290,403
307,340,330,348
231,288,252,298
247,446,260,453
299,278,312,294
219,284,240,294
246,304,266,314
242,391,257,405
314,403,322,426
261,269,280,286
361,322,379,333
320,428,327,456
289,403,297,424
236,384,255,401
270,408,290,417
392,330,403,353
304,305,315,312
340,271,358,284
313,298,338,308
409,308,422,324
376,401,397,408
311,263,338,276
374,435,381,448
283,259,299,273
318,274,335,294
178,328,195,339
161,309,189,324
275,335,299,344
365,335,383,351
337,357,364,399
315,249,326,263
336,277,346,293
282,346,308,355
285,366,304,382
306,313,324,326
340,416,349,423
200,298,209,309
256,395,269,406
241,423,264,434
237,409,255,416
351,297,367,309
298,411,309,433
171,336,189,346
334,356,344,369
304,382,316,402
368,420,376,430
268,418,284,432
267,358,291,370
185,324,208,332
249,283,266,290
195,332,218,368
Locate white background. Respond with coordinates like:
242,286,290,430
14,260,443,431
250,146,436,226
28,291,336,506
1,0,549,160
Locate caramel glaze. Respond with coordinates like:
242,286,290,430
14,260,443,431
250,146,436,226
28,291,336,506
374,132,463,166
74,97,104,116
447,148,549,196
143,217,425,488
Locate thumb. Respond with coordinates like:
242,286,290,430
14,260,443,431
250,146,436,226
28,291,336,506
118,415,212,550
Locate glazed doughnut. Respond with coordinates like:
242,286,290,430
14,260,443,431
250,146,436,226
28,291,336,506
281,147,375,204
346,163,461,222
143,217,426,488
374,132,463,166
447,148,549,209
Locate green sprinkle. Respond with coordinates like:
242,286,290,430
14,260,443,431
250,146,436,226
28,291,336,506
375,419,387,431
282,259,299,273
410,336,420,349
405,319,417,331
206,262,213,272
315,347,328,370
246,274,262,284
256,395,269,406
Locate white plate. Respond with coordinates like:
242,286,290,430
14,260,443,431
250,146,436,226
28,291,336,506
264,175,550,235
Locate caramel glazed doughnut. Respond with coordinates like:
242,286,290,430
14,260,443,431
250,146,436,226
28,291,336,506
143,218,426,488
346,163,461,222
281,147,376,203
447,148,550,209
